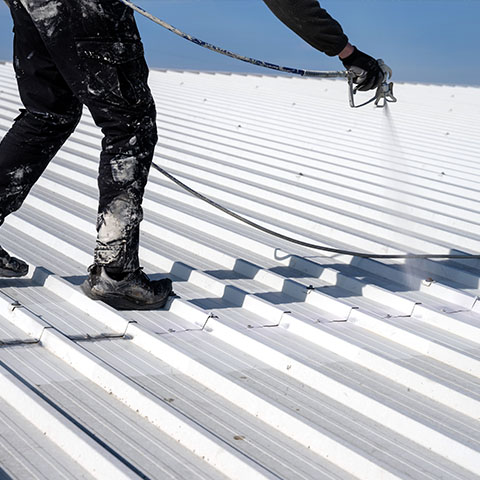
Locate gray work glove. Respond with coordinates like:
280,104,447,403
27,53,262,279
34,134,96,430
341,47,383,91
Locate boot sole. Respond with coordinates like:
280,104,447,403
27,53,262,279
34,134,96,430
81,281,171,310
0,267,29,278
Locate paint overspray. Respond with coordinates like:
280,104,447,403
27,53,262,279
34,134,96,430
381,104,425,290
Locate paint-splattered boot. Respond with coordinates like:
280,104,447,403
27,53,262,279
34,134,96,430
0,247,28,277
81,264,173,310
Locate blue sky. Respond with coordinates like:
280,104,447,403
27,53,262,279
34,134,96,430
1,0,479,86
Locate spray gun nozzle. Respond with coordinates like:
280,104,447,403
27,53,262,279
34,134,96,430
374,81,397,107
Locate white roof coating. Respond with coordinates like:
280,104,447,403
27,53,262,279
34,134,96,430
0,61,480,479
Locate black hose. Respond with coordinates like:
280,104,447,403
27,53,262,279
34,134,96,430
151,163,480,260
119,0,346,79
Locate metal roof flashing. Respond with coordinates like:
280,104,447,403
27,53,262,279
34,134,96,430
0,63,480,480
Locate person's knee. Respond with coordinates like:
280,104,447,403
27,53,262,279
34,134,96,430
136,105,158,152
14,106,82,139
40,106,83,134
101,103,157,161
0,105,82,171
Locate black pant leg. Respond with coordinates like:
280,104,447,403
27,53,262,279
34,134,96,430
0,0,82,226
69,3,158,272
6,0,158,272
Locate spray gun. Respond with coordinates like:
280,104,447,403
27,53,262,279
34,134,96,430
347,60,397,108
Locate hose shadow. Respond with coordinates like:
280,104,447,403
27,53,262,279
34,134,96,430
0,468,12,480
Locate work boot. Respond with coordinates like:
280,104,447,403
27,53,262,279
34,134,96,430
0,247,28,277
81,264,173,310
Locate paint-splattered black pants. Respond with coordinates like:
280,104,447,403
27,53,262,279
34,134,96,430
0,0,158,272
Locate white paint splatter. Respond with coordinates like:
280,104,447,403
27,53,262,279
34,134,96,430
9,166,31,183
97,195,140,243
22,0,61,22
97,211,125,243
110,156,136,183
78,0,104,19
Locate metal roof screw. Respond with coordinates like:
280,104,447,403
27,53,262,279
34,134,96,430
10,300,22,311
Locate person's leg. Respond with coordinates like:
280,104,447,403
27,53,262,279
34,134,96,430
0,0,82,276
22,0,158,275
17,0,171,307
92,88,157,275
81,11,158,275
0,1,83,224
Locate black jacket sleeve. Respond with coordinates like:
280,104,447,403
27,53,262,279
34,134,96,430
262,0,348,57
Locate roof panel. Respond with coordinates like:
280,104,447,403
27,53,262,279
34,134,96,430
0,396,94,480
0,62,480,479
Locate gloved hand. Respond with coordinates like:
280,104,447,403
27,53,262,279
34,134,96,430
341,47,383,91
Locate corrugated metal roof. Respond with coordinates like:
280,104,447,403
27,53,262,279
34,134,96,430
1,61,480,479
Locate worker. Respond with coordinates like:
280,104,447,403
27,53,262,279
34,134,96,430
0,0,381,310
